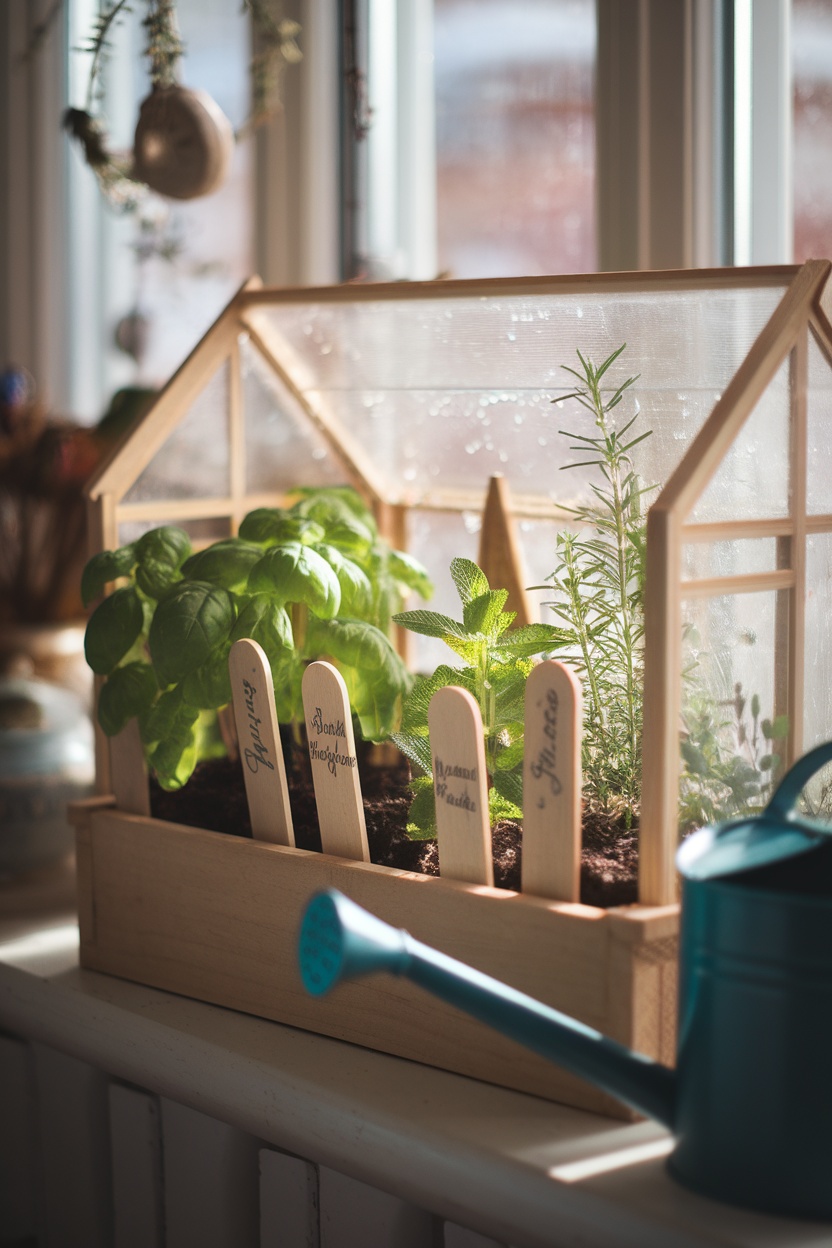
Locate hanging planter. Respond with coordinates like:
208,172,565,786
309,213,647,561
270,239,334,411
63,0,301,209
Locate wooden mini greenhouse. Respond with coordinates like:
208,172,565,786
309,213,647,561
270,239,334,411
73,260,832,1117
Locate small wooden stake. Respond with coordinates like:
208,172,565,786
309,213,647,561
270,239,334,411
477,475,534,627
428,686,493,886
302,661,369,862
522,660,582,901
229,639,295,846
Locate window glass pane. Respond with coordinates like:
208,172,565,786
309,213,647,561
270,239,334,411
124,360,231,503
793,0,832,261
434,0,596,277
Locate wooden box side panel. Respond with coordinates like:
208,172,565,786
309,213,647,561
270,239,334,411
77,812,678,1117
606,910,680,1066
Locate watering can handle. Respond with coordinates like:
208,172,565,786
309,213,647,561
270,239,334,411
764,740,832,823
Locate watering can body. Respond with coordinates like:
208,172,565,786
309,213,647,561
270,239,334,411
299,741,832,1219
671,856,832,1214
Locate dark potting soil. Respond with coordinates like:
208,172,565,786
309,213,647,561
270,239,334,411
149,755,639,908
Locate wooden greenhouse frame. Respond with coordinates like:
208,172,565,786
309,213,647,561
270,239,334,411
641,258,832,903
72,260,832,1116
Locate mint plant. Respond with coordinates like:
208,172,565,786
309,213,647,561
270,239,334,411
82,487,432,790
537,344,650,828
391,558,564,838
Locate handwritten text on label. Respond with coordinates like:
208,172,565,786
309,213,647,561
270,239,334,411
309,707,355,777
434,755,478,812
529,687,563,798
241,679,275,775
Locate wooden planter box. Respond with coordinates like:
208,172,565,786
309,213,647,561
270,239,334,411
70,798,678,1120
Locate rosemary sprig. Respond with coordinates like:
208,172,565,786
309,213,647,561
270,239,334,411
538,345,651,825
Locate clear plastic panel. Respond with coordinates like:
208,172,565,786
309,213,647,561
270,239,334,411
407,508,481,672
258,283,786,504
679,590,782,834
241,337,346,495
804,533,832,756
125,361,231,503
688,356,791,524
806,328,832,515
681,538,779,581
117,516,232,548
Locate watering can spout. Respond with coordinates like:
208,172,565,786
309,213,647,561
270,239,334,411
299,890,677,1130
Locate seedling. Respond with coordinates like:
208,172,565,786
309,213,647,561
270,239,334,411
392,558,564,837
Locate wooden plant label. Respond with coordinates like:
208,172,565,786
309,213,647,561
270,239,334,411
428,686,493,887
522,660,582,901
301,661,369,862
109,717,150,816
229,639,295,846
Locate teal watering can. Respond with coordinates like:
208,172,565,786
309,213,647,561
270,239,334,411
298,740,832,1219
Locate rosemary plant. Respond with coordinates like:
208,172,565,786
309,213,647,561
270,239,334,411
540,345,651,828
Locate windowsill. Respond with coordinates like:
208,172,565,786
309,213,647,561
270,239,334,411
0,868,824,1248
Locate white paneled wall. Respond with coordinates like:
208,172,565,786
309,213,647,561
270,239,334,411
109,1083,164,1248
260,1150,319,1247
0,1033,37,1242
31,1042,113,1248
160,1099,260,1248
0,1037,509,1248
318,1167,439,1248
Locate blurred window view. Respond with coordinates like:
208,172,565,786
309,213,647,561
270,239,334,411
793,0,832,260
77,0,254,398
127,0,253,386
62,0,832,411
433,0,597,279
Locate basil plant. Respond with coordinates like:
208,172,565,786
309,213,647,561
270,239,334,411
82,487,432,790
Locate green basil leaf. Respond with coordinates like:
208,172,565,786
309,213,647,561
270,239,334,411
269,651,304,723
248,543,341,618
292,487,377,541
97,661,158,737
148,721,200,790
387,549,434,599
134,526,192,599
181,540,263,592
231,596,293,660
81,545,137,607
239,508,325,547
312,544,372,616
84,587,145,675
306,615,410,740
149,581,235,687
135,525,192,566
182,642,233,709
